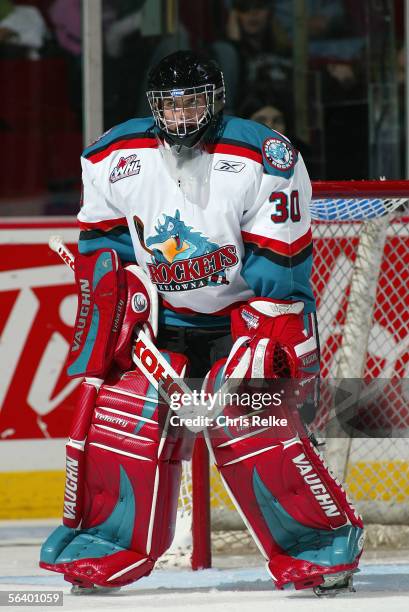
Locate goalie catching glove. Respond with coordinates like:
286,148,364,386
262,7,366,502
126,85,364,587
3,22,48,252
224,298,320,414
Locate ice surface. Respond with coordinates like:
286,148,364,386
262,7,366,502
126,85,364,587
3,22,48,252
0,543,409,612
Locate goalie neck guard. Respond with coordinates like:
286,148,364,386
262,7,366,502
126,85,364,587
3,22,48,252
146,50,225,148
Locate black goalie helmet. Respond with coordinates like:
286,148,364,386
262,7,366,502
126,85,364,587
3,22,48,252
146,50,225,147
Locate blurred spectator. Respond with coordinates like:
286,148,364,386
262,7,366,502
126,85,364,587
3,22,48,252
48,0,81,57
49,0,139,57
226,0,289,50
320,58,368,179
274,0,365,63
238,89,319,178
48,0,82,125
178,0,229,46
213,0,292,113
48,0,147,127
0,0,48,59
105,1,145,59
102,0,154,124
248,103,287,135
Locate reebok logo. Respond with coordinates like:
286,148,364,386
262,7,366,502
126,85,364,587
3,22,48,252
214,160,246,173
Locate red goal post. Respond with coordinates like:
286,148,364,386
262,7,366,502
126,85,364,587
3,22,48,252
182,180,409,570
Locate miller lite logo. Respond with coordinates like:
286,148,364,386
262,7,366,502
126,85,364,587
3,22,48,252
110,154,141,183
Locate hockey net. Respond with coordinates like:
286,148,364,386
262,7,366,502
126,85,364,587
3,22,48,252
161,180,409,568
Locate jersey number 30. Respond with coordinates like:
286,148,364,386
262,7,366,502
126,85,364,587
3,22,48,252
270,191,301,223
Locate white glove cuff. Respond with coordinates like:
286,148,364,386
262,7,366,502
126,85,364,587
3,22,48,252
249,299,304,318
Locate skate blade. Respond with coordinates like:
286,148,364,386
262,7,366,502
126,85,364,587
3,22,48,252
70,585,121,596
313,570,357,598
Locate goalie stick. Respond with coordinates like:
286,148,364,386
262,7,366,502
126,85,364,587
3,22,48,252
49,235,250,431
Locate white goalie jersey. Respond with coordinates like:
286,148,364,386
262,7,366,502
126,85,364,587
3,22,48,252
78,115,315,327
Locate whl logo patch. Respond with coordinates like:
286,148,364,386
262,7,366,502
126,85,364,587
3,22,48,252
214,160,246,173
110,154,141,183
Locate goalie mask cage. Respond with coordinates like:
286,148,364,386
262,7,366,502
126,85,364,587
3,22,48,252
165,180,409,570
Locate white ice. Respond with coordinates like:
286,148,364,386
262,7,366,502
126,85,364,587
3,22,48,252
1,523,409,612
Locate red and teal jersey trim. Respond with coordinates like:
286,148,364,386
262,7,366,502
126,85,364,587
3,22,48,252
205,139,262,164
241,229,315,313
241,228,313,267
78,218,136,263
82,117,157,165
215,116,299,179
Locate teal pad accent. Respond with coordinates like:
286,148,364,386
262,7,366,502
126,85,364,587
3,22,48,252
40,525,77,564
67,304,100,376
133,351,171,434
43,466,136,564
303,314,311,335
253,468,362,567
67,251,115,376
92,251,114,291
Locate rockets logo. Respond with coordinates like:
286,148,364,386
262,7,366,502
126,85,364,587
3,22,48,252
141,210,239,292
110,154,141,183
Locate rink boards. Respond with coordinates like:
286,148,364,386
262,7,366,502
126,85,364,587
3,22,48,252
0,218,409,518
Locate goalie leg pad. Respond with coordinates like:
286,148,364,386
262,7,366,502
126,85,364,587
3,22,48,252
62,380,100,529
204,361,363,591
40,351,191,588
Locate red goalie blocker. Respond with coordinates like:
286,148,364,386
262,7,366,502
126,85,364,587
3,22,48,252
40,351,193,588
66,250,155,378
204,298,364,591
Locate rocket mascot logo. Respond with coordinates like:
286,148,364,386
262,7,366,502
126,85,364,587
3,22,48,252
134,210,239,292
